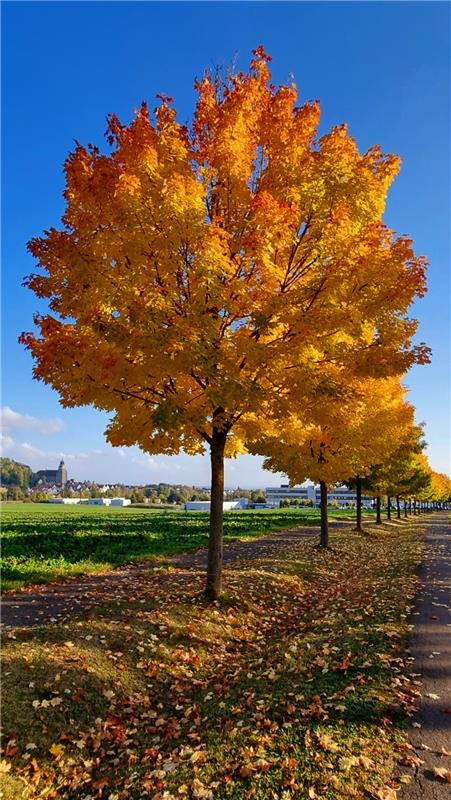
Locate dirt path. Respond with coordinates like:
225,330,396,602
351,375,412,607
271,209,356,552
399,513,451,798
1,519,342,629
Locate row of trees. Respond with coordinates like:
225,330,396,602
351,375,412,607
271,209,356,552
22,48,442,598
251,376,451,544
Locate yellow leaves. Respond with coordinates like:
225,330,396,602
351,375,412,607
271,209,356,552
49,743,64,759
191,778,213,799
190,750,207,765
432,766,451,783
374,788,398,800
338,755,359,771
33,697,62,709
317,733,340,752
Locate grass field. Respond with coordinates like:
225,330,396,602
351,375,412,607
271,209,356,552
0,518,424,800
0,503,359,591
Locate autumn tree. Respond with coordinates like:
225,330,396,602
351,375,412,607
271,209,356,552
366,439,429,519
427,471,451,508
345,380,420,528
21,48,428,598
251,377,419,545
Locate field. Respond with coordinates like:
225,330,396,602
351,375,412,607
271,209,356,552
0,503,358,591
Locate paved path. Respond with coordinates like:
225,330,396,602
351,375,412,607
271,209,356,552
399,513,451,798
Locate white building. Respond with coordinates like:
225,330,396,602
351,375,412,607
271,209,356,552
266,484,316,506
48,496,131,507
185,500,246,512
266,484,373,508
49,498,81,505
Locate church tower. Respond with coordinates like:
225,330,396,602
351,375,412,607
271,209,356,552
56,460,68,486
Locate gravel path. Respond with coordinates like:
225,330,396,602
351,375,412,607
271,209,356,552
399,513,451,798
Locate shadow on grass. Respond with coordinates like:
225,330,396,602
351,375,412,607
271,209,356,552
1,508,354,591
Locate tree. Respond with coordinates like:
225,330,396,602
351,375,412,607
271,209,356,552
345,379,419,529
252,377,420,545
21,48,428,598
428,472,451,508
0,458,38,488
364,438,430,518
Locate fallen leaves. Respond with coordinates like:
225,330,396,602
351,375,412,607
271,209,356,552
375,787,398,800
317,733,339,752
432,766,451,783
49,743,64,759
1,523,428,800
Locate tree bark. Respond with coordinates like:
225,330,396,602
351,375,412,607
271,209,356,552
356,479,362,532
387,495,391,520
205,428,227,600
319,480,329,547
396,495,401,519
376,495,382,524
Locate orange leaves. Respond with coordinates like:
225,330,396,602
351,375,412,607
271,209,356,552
22,47,428,495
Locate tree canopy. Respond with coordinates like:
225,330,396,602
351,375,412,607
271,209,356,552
21,47,429,597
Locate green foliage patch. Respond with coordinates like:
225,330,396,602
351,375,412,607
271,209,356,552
1,504,356,591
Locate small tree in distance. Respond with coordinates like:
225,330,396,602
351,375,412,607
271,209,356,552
21,48,428,598
250,377,422,545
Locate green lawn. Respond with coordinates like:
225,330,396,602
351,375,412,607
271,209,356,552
1,503,359,591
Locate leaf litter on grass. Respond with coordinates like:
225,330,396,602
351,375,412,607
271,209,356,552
1,521,424,799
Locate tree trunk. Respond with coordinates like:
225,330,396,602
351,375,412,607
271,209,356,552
376,495,382,524
413,499,416,515
409,499,412,515
356,479,362,532
387,496,391,520
404,499,408,518
319,480,329,547
396,496,401,519
205,429,227,600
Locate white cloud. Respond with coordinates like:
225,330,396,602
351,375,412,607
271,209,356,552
1,406,64,435
1,429,287,487
132,454,160,470
0,432,15,451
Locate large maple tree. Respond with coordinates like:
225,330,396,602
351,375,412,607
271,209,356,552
22,48,428,597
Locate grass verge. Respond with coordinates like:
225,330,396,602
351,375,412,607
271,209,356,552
1,518,423,799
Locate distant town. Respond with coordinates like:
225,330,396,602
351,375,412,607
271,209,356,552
0,458,373,509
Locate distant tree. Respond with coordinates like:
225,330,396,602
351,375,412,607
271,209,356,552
167,490,183,504
253,494,266,505
31,491,49,503
0,458,38,488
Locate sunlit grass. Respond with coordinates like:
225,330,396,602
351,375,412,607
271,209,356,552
1,503,359,591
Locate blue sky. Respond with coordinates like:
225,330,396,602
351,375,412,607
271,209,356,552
2,1,450,486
